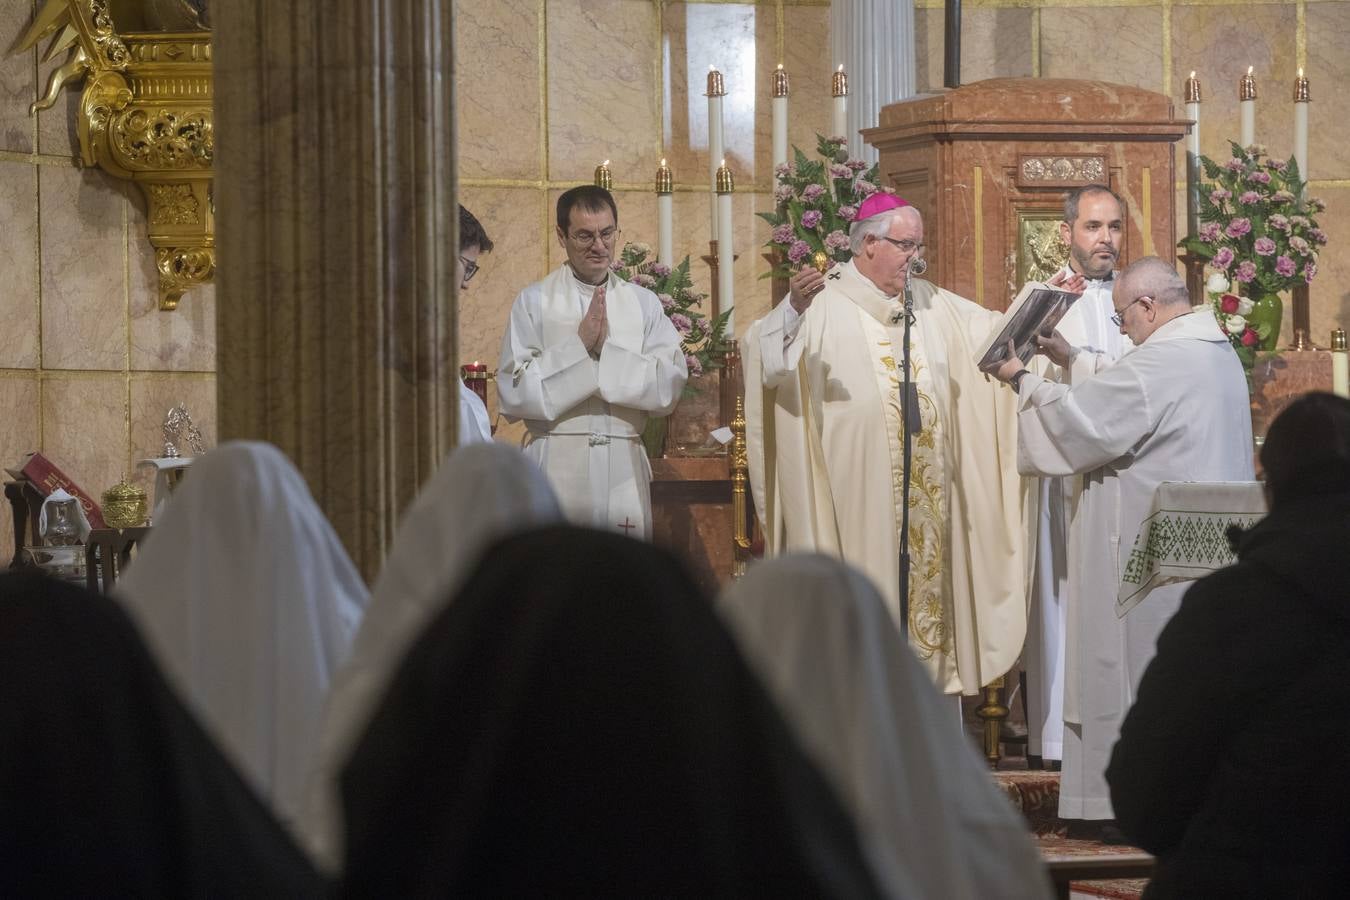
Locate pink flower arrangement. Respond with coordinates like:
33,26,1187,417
1211,189,1232,203
1213,247,1235,269
787,240,811,263
802,184,826,203
1274,255,1296,277
1253,236,1276,256
1235,260,1257,283
1226,218,1252,238
1199,222,1222,242
771,223,795,245
1220,293,1240,314
1246,170,1272,185
670,313,692,334
800,210,823,229
685,354,703,377
838,205,858,222
1241,329,1259,347
1239,191,1263,205
824,230,850,251
1305,262,1318,282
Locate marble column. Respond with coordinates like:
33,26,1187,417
830,0,917,163
214,1,458,579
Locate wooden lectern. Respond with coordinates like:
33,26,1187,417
863,78,1189,312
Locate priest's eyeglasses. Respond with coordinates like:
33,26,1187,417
878,236,925,255
568,227,620,248
459,256,480,282
1111,295,1152,326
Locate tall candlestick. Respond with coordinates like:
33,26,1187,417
831,64,848,141
594,159,612,190
1239,66,1256,148
716,160,735,336
1333,328,1349,398
656,158,673,268
1293,67,1310,182
772,64,789,171
707,66,726,240
1185,71,1202,238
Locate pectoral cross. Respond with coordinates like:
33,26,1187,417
617,517,637,535
827,270,841,280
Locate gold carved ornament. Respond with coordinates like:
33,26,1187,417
9,0,213,310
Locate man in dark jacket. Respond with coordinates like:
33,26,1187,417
1106,391,1350,898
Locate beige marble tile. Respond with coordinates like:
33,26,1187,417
40,372,128,506
547,0,660,184
1171,4,1298,168
1040,6,1164,90
39,165,128,370
753,4,835,194
0,1,36,154
1306,185,1350,347
963,8,1035,84
0,160,39,368
1306,2,1350,182
456,0,543,181
128,373,216,502
914,9,943,95
127,187,216,371
35,54,79,159
0,373,40,555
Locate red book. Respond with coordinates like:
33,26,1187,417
19,452,107,530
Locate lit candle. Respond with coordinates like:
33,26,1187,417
831,64,848,142
1239,66,1256,148
772,64,789,171
1332,328,1348,398
1185,71,1202,238
716,160,735,336
594,159,612,190
1293,68,1310,182
655,158,674,268
706,66,726,240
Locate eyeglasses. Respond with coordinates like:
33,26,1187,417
459,256,480,282
877,236,925,255
567,227,619,248
1110,295,1152,327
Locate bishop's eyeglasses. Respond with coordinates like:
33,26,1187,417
878,236,925,255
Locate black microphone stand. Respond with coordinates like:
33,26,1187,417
898,264,919,642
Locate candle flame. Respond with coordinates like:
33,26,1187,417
1247,65,1253,76
837,64,844,72
603,159,610,167
720,158,727,167
1299,67,1304,78
660,157,667,166
709,64,717,73
776,63,783,70
1189,70,1195,79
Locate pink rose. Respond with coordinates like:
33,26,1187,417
657,293,675,311
1210,189,1232,203
1289,236,1311,256
1274,255,1296,277
825,230,850,251
1253,237,1276,256
1241,328,1260,347
774,162,793,177
1268,214,1291,233
828,164,851,179
1309,228,1328,245
1305,262,1318,283
1220,293,1240,314
670,313,692,334
1235,260,1257,283
1213,247,1235,269
854,180,877,197
773,183,794,203
1265,158,1288,171
1225,158,1247,173
1271,190,1295,204
1247,170,1272,185
1307,197,1327,213
1225,218,1252,238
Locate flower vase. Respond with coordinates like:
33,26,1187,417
1246,290,1283,351
641,415,669,459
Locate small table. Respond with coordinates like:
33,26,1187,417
1117,481,1267,616
85,527,152,593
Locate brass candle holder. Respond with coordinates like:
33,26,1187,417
594,159,613,190
772,63,789,98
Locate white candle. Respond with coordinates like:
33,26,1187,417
1185,72,1202,238
656,159,673,268
831,64,848,141
716,160,735,336
707,66,725,241
1293,68,1310,182
772,64,789,170
1334,330,1349,398
1239,66,1256,148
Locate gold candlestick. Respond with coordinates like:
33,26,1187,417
1239,66,1257,101
594,159,612,190
832,64,848,98
655,159,672,194
1294,68,1310,102
772,63,789,98
706,66,725,98
1185,71,1202,103
715,160,734,194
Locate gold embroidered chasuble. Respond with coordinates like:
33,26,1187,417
743,262,1032,694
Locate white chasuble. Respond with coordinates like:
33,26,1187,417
497,265,687,539
1015,311,1253,819
743,261,1032,695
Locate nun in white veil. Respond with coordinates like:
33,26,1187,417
115,441,368,828
302,441,562,871
719,555,1051,900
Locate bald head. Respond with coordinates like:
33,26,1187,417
1119,256,1191,308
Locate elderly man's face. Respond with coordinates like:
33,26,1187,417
1111,279,1159,345
1061,192,1123,280
557,204,618,285
861,210,925,297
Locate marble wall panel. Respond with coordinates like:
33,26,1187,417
0,1,36,154
752,3,834,193
0,160,39,368
916,7,1033,94
128,373,216,500
0,373,39,555
40,372,128,504
1170,4,1298,167
127,187,215,371
456,0,543,180
35,56,78,159
1307,185,1350,345
38,165,127,370
547,0,660,184
1040,6,1164,91
1305,2,1350,181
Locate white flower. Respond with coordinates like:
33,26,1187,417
1224,314,1248,335
1205,272,1230,294
1236,296,1254,316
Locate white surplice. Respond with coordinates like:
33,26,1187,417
457,380,493,445
1015,310,1253,819
1025,268,1130,761
743,261,1032,695
720,555,1053,900
115,442,368,827
303,442,561,872
497,265,686,540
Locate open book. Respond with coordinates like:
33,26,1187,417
973,281,1080,369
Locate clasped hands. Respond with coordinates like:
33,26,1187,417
577,285,608,357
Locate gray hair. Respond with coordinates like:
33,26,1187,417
1119,256,1191,308
847,206,919,255
1063,184,1124,226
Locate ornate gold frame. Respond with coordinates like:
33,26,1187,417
10,1,213,310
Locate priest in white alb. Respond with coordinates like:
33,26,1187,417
498,185,687,539
743,193,1036,696
983,256,1253,826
